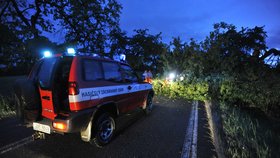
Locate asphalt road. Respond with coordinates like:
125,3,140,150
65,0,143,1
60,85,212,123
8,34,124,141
0,97,216,158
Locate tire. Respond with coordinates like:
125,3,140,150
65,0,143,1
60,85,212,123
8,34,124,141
90,112,116,148
14,94,24,122
144,94,153,115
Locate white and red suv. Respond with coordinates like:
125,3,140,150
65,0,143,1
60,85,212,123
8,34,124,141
14,51,154,147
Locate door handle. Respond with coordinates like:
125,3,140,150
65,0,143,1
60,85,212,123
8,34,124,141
127,86,132,90
42,96,50,100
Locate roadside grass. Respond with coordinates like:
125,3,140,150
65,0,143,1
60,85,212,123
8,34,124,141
220,102,280,157
0,76,26,119
0,95,15,120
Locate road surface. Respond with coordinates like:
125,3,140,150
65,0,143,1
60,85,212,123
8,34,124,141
0,96,216,158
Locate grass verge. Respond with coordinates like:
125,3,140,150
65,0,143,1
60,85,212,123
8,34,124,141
0,95,16,120
220,102,280,157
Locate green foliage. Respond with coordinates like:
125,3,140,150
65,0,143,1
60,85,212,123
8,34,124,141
109,28,129,57
153,79,209,101
1,0,55,39
160,22,280,118
0,0,124,73
0,24,25,72
49,0,122,54
161,37,204,76
220,78,280,117
126,29,164,73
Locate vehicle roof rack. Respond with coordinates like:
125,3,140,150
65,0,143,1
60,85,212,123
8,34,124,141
77,52,113,60
75,51,128,64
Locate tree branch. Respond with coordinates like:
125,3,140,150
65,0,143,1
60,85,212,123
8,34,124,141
46,1,79,34
30,0,42,37
10,0,30,27
259,48,280,61
0,1,10,18
20,6,35,14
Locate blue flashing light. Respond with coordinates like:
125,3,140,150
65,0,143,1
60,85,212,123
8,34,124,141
43,50,52,58
120,54,126,61
67,48,76,55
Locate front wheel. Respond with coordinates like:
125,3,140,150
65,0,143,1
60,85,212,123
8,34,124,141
90,113,115,148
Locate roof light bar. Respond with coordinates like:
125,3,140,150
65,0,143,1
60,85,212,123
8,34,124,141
120,54,126,61
67,48,76,55
43,50,52,58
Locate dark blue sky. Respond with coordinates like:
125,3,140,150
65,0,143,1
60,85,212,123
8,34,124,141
118,0,280,48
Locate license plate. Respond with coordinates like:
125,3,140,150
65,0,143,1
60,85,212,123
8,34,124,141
33,122,51,134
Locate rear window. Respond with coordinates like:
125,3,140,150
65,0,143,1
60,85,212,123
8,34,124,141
38,58,58,88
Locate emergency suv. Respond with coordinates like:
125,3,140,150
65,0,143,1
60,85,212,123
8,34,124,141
14,50,154,147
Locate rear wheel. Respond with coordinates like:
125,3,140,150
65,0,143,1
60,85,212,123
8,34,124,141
90,112,115,148
144,94,153,115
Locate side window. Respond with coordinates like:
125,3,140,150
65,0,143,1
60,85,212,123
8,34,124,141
102,62,122,82
121,65,138,82
83,60,104,81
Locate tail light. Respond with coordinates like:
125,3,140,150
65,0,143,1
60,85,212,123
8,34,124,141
68,82,79,95
53,122,67,130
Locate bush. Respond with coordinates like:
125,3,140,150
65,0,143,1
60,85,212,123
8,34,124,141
152,79,209,101
154,74,280,118
220,79,280,118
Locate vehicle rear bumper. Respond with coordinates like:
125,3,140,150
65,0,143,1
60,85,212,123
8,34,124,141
33,108,97,134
